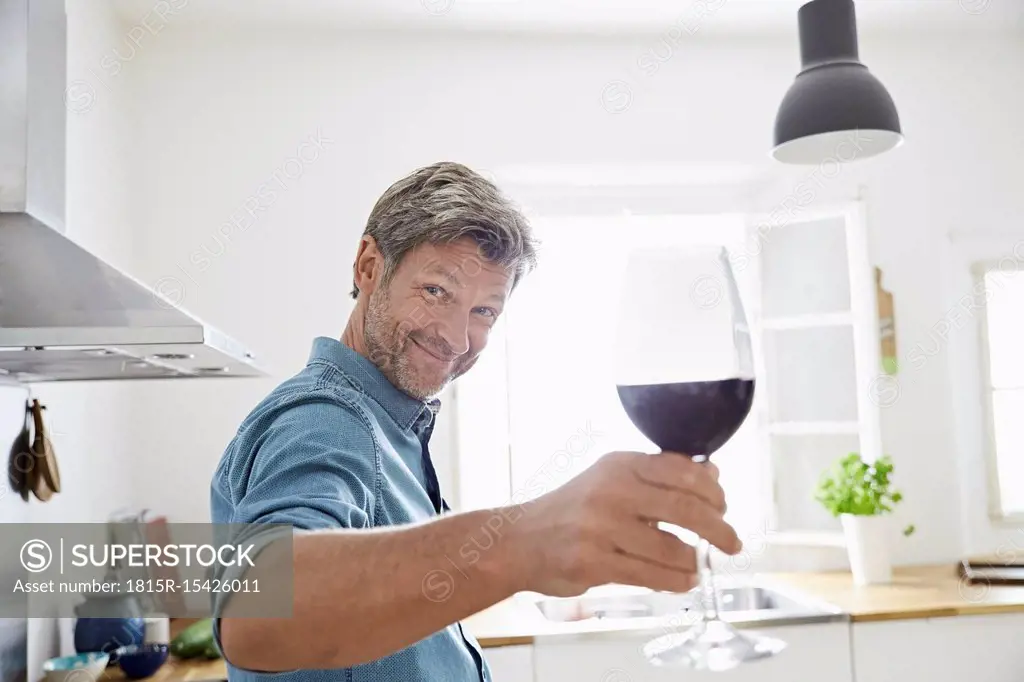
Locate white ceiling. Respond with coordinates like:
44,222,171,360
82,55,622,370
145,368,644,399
111,0,1024,35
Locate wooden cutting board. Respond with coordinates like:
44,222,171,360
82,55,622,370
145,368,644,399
29,399,60,501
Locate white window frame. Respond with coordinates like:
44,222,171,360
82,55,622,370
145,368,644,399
942,232,1024,556
970,260,1024,525
450,172,877,555
746,198,882,547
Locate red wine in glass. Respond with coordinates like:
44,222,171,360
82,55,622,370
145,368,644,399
615,379,755,457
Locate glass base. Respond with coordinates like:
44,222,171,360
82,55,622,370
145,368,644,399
643,620,787,672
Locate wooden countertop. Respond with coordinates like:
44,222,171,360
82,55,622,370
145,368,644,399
769,562,1024,623
98,656,226,682
461,562,1024,645
101,563,1024,681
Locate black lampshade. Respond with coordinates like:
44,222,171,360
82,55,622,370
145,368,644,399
772,0,903,164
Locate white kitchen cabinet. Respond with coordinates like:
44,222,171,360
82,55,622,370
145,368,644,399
484,644,535,682
852,614,1024,682
533,622,852,682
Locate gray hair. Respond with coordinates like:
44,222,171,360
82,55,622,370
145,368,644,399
351,161,539,299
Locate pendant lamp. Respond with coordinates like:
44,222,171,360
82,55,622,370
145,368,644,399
772,0,903,164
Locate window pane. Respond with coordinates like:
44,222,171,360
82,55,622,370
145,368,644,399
990,388,1024,515
452,319,512,512
503,224,644,498
760,217,851,318
763,325,859,423
984,269,1024,389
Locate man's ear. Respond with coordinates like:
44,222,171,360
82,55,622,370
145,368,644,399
353,235,381,297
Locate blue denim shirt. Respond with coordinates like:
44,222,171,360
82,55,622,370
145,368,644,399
210,336,489,682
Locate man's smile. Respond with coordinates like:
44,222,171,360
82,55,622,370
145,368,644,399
410,337,453,365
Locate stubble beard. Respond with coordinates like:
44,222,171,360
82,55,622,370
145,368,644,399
363,288,453,401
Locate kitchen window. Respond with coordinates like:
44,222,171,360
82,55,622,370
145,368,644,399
452,200,882,548
453,213,766,540
974,264,1024,519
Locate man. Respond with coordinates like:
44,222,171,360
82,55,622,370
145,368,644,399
210,161,742,681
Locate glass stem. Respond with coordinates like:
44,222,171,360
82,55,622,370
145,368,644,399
697,538,721,622
692,454,721,623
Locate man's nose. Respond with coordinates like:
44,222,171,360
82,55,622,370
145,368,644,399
434,310,471,356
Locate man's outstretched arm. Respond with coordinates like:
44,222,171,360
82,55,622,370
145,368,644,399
219,447,741,671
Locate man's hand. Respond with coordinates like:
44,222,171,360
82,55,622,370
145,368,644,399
508,451,741,597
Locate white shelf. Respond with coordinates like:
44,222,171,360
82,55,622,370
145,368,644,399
768,421,860,435
763,530,847,548
761,312,855,330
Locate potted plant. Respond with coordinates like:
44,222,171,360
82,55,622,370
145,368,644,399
814,452,915,585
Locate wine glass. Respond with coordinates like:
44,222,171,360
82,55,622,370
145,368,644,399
612,245,786,672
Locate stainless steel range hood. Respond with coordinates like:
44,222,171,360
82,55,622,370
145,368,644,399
0,212,263,381
0,0,264,382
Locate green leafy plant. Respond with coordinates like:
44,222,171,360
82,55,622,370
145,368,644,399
814,452,915,536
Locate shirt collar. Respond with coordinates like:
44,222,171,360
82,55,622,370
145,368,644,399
308,336,440,431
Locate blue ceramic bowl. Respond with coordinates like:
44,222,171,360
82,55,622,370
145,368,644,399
74,617,145,665
116,644,169,680
42,652,110,682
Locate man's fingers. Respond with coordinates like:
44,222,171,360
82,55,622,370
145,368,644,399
636,489,743,555
704,461,720,482
610,522,698,574
630,453,726,512
605,548,699,593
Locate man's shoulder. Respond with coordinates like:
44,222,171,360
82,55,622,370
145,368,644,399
245,363,381,433
210,363,384,514
215,363,385,469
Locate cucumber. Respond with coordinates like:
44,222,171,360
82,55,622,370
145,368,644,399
203,642,221,659
170,618,215,659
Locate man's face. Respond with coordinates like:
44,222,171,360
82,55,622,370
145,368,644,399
363,238,513,400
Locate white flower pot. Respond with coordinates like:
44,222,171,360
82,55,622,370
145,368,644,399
840,513,893,585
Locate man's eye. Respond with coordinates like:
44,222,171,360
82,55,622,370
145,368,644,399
424,286,444,297
474,307,497,319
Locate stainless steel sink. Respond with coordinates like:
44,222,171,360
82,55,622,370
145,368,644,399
534,583,846,628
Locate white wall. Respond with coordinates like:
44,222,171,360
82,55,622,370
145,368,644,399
58,15,1024,567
